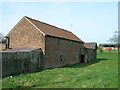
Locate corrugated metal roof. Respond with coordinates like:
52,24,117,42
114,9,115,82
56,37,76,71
1,48,41,52
25,16,83,42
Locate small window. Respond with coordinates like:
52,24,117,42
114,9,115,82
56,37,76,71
57,38,61,45
59,55,63,62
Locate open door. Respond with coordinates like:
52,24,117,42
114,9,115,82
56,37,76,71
80,55,85,63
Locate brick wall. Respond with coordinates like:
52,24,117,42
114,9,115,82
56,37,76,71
6,18,88,69
44,36,84,68
7,18,45,53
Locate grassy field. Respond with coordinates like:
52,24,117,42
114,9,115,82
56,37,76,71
2,50,118,88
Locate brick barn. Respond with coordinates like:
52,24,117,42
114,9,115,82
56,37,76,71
5,16,97,69
84,43,98,62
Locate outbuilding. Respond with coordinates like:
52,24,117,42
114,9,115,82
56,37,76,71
5,16,85,69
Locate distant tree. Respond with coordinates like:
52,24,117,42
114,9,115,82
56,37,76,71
107,31,120,49
0,33,4,38
98,45,103,53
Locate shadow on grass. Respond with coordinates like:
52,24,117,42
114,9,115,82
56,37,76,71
3,58,108,78
97,58,108,60
60,58,108,68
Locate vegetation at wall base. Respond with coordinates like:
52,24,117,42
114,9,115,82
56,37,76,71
2,50,118,88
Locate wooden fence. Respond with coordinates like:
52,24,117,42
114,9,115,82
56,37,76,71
1,51,43,78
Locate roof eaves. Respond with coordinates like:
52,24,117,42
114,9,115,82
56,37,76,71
46,34,83,43
70,31,84,42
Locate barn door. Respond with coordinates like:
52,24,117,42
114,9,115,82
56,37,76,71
80,55,85,63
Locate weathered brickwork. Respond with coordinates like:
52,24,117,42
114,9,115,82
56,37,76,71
7,18,45,53
5,16,97,70
45,36,84,68
7,18,85,69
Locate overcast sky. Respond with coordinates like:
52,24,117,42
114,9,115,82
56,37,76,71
0,1,118,44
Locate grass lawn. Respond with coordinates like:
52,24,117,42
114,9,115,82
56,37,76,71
2,51,118,88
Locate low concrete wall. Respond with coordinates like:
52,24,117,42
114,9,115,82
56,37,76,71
1,51,43,78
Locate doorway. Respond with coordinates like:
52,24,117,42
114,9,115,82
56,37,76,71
81,55,85,63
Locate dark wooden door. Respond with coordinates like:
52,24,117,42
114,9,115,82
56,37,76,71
81,55,84,63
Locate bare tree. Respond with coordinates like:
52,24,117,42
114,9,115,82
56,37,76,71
0,33,4,38
0,33,5,41
107,31,120,49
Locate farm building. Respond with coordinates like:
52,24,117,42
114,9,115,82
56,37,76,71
2,16,97,77
84,42,98,62
5,16,86,69
99,44,118,50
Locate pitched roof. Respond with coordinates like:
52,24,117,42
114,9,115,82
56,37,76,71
25,16,83,42
85,42,98,49
84,43,92,48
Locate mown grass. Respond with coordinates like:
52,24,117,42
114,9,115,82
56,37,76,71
0,78,2,89
2,50,118,88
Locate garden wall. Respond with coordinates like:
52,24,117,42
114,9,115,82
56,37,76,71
1,51,43,78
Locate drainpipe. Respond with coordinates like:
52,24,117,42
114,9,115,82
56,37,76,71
5,36,10,49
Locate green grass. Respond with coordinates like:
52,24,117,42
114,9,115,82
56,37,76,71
2,51,118,88
0,78,2,89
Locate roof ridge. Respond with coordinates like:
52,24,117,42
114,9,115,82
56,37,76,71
25,16,72,33
24,16,83,42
